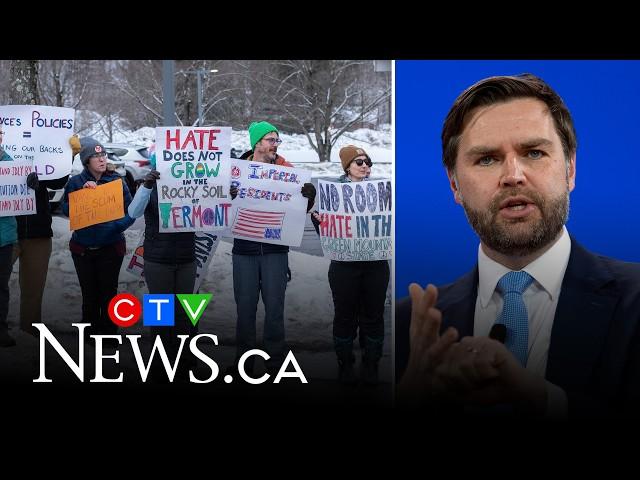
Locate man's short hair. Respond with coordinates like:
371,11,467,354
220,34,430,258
441,73,577,172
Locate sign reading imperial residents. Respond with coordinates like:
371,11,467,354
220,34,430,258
229,161,311,247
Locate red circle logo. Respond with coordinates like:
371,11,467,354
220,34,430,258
231,166,241,178
108,293,142,327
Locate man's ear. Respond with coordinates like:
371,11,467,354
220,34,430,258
447,168,463,205
567,152,576,192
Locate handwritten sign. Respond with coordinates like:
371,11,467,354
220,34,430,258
125,230,220,293
69,179,124,230
0,105,74,180
229,161,311,247
317,179,392,261
156,126,232,232
0,159,36,216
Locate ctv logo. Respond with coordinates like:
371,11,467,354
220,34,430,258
108,293,212,327
32,291,308,385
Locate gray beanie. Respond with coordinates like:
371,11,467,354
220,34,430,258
79,137,106,165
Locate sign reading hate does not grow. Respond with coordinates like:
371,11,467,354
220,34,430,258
156,127,232,233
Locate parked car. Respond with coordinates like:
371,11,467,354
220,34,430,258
48,150,127,213
103,143,152,194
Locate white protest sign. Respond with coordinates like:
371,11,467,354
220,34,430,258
155,126,232,232
0,159,37,216
229,161,311,247
317,179,392,261
125,231,220,293
0,105,74,180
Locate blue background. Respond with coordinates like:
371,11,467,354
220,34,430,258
395,60,640,297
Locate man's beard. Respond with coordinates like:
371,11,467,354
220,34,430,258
266,148,277,162
462,187,569,256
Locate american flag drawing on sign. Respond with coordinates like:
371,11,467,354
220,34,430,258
232,208,286,240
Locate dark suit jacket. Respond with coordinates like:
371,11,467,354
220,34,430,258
396,237,640,417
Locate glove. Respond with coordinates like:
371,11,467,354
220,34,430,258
301,182,316,212
26,172,39,190
143,170,160,189
69,134,81,158
230,186,238,200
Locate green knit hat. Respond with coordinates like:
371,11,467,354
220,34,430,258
249,121,278,149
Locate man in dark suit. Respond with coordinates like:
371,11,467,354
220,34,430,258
396,74,640,418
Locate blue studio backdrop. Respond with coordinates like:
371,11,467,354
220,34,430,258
395,60,640,297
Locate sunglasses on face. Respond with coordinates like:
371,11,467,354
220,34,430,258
353,158,372,167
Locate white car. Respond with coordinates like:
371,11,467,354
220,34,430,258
103,143,153,194
48,150,127,212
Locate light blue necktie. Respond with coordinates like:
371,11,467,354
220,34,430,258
494,271,534,366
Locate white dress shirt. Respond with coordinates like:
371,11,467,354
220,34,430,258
474,226,571,417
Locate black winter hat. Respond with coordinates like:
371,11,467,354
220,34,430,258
79,137,106,165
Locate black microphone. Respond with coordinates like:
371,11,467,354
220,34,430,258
489,324,506,343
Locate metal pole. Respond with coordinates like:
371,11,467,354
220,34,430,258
162,60,175,126
197,69,203,127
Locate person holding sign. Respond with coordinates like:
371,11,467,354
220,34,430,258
228,121,316,376
311,145,390,386
128,161,198,381
61,137,134,337
11,136,74,337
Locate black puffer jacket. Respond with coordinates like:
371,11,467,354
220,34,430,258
16,176,69,239
143,185,195,264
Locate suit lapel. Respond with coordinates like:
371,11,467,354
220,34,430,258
438,266,478,338
546,238,619,390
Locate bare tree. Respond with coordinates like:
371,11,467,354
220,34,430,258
38,60,93,108
21,59,390,151
250,60,391,162
10,60,39,104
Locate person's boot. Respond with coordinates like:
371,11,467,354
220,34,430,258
0,329,16,348
20,324,39,338
334,336,357,385
361,336,383,386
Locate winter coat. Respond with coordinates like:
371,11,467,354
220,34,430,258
143,185,195,264
61,168,134,247
17,175,69,239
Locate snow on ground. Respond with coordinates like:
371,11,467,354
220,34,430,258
7,217,352,351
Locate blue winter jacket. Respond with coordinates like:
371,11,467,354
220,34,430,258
0,148,18,248
61,168,134,247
